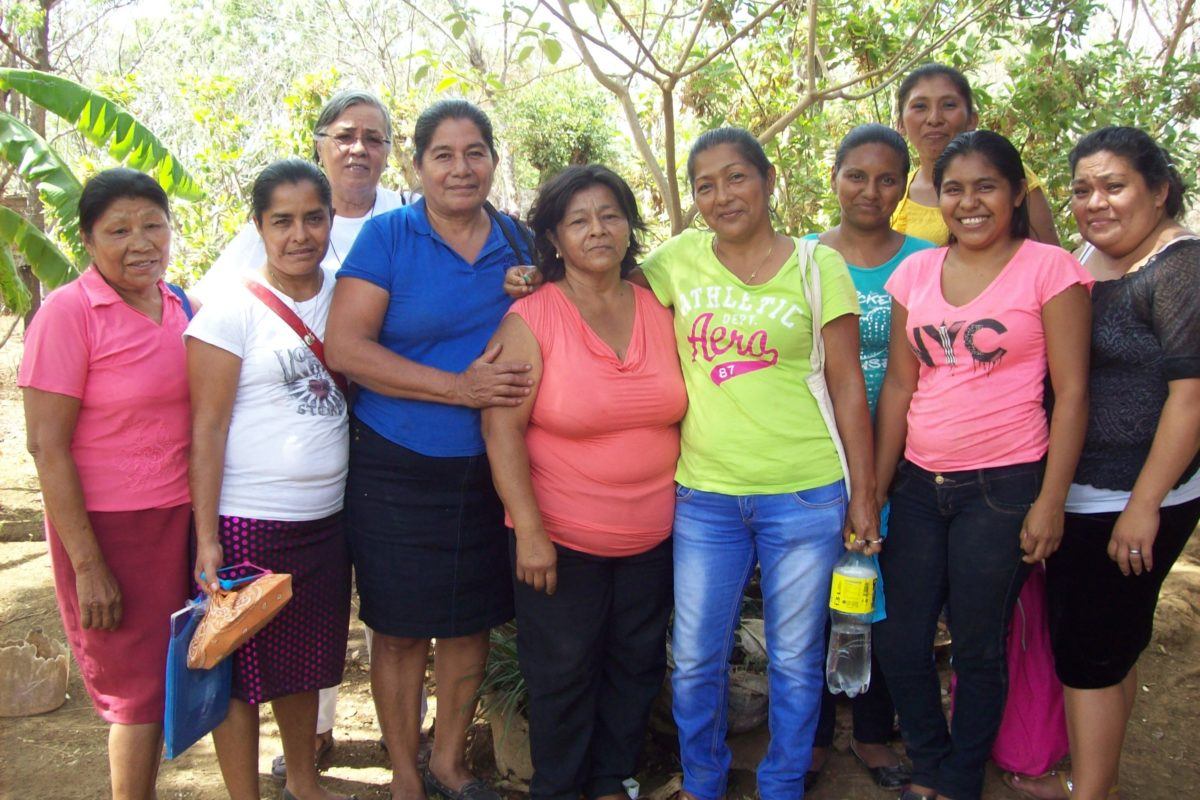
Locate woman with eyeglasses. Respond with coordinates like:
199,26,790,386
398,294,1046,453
193,90,418,302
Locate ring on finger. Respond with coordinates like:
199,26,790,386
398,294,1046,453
1129,548,1142,556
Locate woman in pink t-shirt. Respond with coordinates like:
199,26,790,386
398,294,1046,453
19,169,193,799
482,165,687,800
872,131,1093,800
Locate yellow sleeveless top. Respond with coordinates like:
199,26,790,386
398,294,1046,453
891,167,1043,246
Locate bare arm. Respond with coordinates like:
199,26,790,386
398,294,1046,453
187,337,242,592
1108,378,1200,575
1020,284,1091,563
326,277,532,407
1027,188,1061,248
23,389,121,631
822,313,880,553
480,315,556,593
874,300,918,507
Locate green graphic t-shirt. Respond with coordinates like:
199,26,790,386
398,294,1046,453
641,230,860,494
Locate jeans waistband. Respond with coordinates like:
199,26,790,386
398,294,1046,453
900,459,1045,487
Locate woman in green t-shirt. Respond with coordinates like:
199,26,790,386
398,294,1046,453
511,130,879,800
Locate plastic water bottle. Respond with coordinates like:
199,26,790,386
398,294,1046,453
826,547,876,697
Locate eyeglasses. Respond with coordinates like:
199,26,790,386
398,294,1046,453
316,131,392,151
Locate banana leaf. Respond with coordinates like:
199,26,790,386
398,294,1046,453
0,206,79,290
0,112,88,267
0,245,32,315
0,69,203,201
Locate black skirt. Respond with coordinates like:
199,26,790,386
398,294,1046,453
345,416,514,638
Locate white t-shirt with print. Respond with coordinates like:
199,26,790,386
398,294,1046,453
192,186,417,304
185,267,348,521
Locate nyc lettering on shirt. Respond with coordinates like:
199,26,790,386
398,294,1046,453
908,318,1007,371
678,284,804,386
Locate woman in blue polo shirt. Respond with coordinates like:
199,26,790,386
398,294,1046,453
325,99,533,800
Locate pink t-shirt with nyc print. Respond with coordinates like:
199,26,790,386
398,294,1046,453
886,240,1093,472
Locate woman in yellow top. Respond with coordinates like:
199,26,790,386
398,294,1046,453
892,63,1060,247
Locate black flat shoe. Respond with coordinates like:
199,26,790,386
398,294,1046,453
804,768,821,792
850,742,912,791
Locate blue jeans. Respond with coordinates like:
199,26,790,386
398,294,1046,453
671,481,846,800
874,460,1039,800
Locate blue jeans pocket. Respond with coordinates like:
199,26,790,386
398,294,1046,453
982,469,1041,515
675,484,695,502
790,480,846,509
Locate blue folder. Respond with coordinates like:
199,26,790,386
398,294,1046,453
164,595,232,759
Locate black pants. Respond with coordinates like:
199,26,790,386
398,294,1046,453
874,460,1039,800
813,617,895,747
512,534,674,800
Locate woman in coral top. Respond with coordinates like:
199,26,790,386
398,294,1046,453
873,131,1093,800
483,165,687,800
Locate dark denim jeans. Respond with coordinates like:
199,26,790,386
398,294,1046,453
873,460,1039,800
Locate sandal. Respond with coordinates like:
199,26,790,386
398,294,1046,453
899,791,936,800
421,765,501,800
271,732,335,782
1004,771,1120,799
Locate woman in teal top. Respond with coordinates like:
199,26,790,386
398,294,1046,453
804,124,934,792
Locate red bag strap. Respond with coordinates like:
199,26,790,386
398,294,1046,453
243,278,349,396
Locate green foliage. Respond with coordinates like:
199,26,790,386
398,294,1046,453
0,69,203,201
0,112,88,266
506,76,618,183
0,69,202,312
0,207,77,313
477,623,527,738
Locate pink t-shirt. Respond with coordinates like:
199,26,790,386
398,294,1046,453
886,240,1093,472
506,282,687,557
18,267,191,511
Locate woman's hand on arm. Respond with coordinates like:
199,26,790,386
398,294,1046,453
1022,284,1091,563
480,316,556,593
187,338,242,593
1027,188,1062,248
874,301,918,510
23,389,122,630
1109,378,1200,575
822,313,881,554
327,277,533,407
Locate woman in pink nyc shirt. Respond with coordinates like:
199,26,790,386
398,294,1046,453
872,131,1093,800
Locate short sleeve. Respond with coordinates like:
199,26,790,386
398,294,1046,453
184,291,249,358
506,291,549,339
885,252,925,307
639,241,676,309
337,216,395,290
1035,246,1094,306
812,243,860,325
1148,240,1200,380
16,289,89,398
1024,167,1043,193
191,222,264,304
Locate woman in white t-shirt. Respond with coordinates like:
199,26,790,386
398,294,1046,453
188,159,354,800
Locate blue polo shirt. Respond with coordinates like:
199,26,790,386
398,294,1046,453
337,198,529,456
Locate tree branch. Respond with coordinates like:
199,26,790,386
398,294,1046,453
0,28,37,67
538,0,660,82
673,0,714,74
1163,0,1195,65
806,0,818,95
677,0,791,79
608,1,673,77
552,0,674,229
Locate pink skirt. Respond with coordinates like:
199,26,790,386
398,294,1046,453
46,505,191,725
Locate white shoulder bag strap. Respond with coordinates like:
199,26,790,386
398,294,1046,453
796,237,852,497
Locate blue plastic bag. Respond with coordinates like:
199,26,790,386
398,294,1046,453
867,501,890,624
164,595,232,759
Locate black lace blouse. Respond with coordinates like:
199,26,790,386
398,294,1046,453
1075,236,1200,491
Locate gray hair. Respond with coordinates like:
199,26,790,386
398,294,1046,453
312,90,393,161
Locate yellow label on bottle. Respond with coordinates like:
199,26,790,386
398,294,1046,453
829,572,875,615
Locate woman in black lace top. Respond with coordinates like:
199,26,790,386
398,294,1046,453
1009,127,1200,800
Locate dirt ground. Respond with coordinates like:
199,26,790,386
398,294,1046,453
2,313,1199,799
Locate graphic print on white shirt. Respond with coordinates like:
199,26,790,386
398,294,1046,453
277,345,346,417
